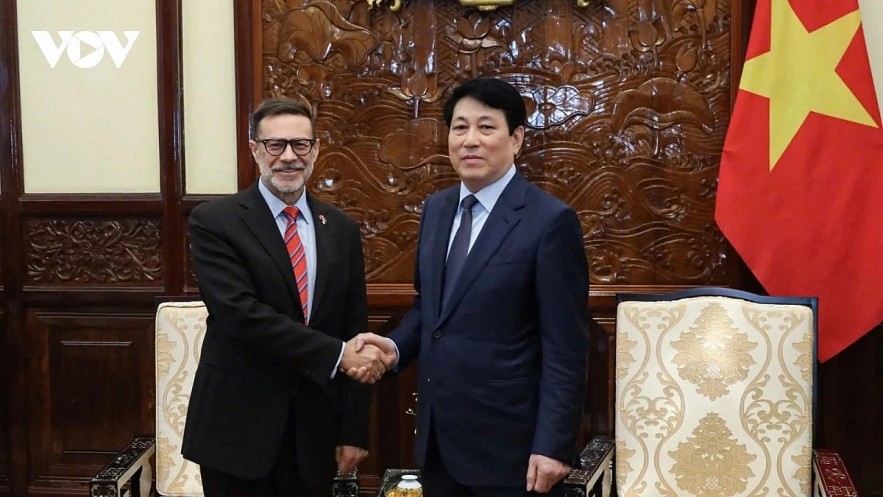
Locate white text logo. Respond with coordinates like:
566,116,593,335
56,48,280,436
32,31,140,68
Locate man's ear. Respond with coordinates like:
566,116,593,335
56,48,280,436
512,125,525,156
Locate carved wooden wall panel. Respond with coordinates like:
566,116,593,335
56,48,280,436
24,218,163,286
182,218,200,293
259,0,734,286
0,0,879,496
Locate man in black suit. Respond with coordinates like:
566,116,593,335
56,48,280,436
352,77,589,496
182,97,391,497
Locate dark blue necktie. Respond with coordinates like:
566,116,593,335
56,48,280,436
443,194,478,304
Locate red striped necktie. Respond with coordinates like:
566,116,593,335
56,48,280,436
282,206,309,322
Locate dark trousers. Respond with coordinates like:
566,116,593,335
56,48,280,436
200,399,332,497
421,425,565,497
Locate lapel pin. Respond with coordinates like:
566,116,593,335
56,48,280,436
319,214,327,225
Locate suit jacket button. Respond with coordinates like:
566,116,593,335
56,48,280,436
432,329,441,338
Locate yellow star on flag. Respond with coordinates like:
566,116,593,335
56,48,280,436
739,0,878,170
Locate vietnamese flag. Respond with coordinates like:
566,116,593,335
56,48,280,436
716,0,883,361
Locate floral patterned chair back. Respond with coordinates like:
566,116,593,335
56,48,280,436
155,300,208,496
614,291,816,497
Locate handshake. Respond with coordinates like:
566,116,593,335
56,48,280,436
340,333,398,384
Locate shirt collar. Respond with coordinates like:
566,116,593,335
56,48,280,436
458,164,516,212
258,180,312,224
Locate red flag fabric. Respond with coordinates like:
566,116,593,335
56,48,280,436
716,0,883,361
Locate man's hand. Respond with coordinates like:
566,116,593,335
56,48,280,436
340,339,390,384
526,454,570,493
335,445,368,474
343,333,398,384
340,333,395,383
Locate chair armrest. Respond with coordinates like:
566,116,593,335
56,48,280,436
813,449,858,497
332,469,360,497
565,437,615,497
90,437,155,497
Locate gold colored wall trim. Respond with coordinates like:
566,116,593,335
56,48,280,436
458,0,515,11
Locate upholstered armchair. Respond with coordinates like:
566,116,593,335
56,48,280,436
91,300,208,497
565,288,858,497
90,300,361,497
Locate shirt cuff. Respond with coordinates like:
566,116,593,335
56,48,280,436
331,342,345,379
389,338,401,371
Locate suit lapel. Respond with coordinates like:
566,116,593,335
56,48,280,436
238,184,302,306
308,197,335,319
438,174,527,324
427,190,459,321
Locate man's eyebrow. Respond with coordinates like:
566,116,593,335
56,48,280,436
452,115,496,122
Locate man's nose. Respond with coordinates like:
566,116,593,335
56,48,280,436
280,142,299,160
462,127,480,146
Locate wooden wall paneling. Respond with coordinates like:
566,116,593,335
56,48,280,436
0,308,7,497
1,293,19,497
0,0,23,202
179,207,200,295
1,0,26,494
584,306,616,438
23,309,154,490
365,289,423,473
16,207,164,497
157,0,186,298
819,327,883,496
364,306,417,472
179,197,216,295
0,112,6,490
233,0,262,189
0,0,188,494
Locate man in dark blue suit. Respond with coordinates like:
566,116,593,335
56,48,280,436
352,77,589,496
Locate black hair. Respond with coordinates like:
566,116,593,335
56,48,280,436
249,97,315,139
442,77,526,135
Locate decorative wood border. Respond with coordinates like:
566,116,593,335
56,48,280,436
0,0,23,492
